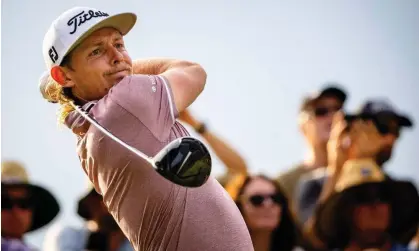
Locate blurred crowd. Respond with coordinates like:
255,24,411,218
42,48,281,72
2,84,419,251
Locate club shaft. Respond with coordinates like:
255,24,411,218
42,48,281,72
72,103,154,165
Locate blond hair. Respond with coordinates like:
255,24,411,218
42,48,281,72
40,74,75,124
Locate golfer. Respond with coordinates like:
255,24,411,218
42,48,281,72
39,6,252,251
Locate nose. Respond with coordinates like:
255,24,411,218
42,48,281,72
383,134,397,146
109,46,124,65
262,198,274,207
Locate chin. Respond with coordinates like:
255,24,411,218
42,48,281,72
255,221,278,231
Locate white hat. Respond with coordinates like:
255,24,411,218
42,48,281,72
39,6,136,100
42,6,136,70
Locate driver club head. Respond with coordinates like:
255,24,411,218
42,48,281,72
154,137,212,187
71,103,211,187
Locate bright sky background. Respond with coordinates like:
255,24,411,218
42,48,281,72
2,0,419,248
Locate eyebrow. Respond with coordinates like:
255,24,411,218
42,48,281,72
84,35,123,50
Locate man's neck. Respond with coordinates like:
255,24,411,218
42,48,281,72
251,230,272,251
304,144,328,169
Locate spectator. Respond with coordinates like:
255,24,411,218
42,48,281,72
1,161,60,251
225,174,300,251
301,107,416,250
313,158,419,250
276,84,347,202
43,183,133,251
178,109,248,186
296,99,414,239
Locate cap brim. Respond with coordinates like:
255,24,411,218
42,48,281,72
314,180,419,249
300,86,347,112
64,12,137,61
396,114,413,127
2,183,60,232
317,87,347,103
345,112,413,128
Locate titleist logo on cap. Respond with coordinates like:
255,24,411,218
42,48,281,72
67,10,109,35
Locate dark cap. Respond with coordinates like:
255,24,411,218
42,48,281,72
346,99,413,128
300,84,347,112
77,186,101,220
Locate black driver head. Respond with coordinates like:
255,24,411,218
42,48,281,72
154,137,212,187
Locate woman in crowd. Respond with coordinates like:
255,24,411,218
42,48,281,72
226,175,300,251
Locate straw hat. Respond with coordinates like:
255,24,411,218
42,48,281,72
1,161,60,232
314,159,419,249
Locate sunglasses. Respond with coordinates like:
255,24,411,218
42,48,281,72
313,105,342,117
374,114,401,137
1,196,32,210
247,193,285,207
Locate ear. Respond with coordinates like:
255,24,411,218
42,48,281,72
298,112,309,134
50,66,74,88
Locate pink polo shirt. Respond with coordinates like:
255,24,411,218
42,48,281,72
65,74,253,251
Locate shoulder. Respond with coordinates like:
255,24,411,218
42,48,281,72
296,170,326,201
105,74,175,115
109,74,168,93
277,163,306,180
300,168,328,184
297,174,321,194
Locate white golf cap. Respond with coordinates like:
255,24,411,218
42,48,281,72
43,6,136,70
40,6,136,100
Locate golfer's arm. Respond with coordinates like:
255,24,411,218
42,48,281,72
132,59,207,112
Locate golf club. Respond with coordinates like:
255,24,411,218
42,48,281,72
72,103,212,188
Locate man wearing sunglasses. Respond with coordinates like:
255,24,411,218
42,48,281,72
344,99,412,167
276,84,347,203
296,99,415,249
1,161,60,251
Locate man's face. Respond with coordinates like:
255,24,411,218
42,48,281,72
302,96,343,145
1,187,33,238
62,27,133,101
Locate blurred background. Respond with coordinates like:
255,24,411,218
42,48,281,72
2,0,419,247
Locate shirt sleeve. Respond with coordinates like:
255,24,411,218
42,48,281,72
108,74,178,141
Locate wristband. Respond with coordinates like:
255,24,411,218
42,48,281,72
195,123,207,134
